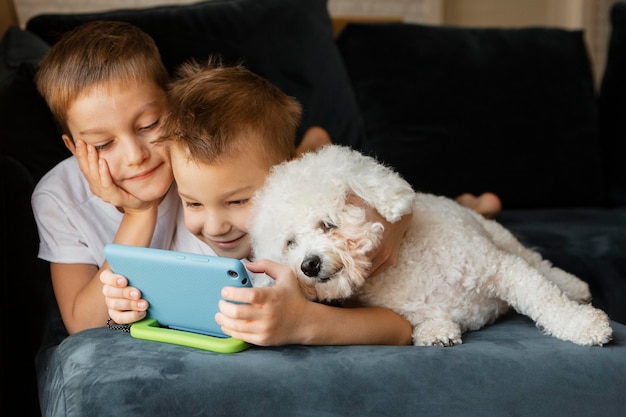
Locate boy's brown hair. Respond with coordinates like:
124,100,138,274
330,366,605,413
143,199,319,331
35,20,169,138
160,57,301,169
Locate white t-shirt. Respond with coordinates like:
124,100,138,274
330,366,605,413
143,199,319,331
32,156,180,267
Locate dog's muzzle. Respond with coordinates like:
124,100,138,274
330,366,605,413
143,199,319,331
301,255,333,282
301,255,321,277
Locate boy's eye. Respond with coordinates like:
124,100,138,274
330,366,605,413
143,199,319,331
94,141,113,152
139,120,160,132
184,201,202,208
229,198,249,206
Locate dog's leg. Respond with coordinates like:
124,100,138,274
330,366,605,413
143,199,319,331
518,252,591,304
482,219,592,303
493,254,612,346
411,318,463,347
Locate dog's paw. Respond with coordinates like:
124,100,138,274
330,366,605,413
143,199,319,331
412,319,463,347
543,304,613,346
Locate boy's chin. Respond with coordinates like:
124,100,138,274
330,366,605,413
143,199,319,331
213,248,248,260
125,182,173,204
207,243,250,261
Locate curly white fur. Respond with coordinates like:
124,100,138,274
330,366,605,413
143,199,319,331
248,145,613,346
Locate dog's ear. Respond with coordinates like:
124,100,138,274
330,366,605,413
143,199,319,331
337,147,416,223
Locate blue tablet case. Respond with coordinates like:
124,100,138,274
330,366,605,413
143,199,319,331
104,244,252,350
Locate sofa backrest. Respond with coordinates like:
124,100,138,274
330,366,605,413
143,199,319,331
337,22,607,209
25,0,365,153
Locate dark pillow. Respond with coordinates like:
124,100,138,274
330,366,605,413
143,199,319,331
0,27,68,183
26,0,365,149
599,2,626,207
337,23,605,209
0,61,69,182
0,25,50,93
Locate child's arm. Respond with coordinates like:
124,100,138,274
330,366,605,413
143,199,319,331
50,141,157,334
51,205,157,334
216,259,413,346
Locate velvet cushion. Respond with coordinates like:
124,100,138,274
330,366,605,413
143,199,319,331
37,315,626,417
0,25,49,92
336,23,604,209
0,61,69,182
0,26,68,183
26,0,365,149
599,2,626,206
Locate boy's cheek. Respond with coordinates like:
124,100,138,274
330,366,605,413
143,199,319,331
182,212,204,236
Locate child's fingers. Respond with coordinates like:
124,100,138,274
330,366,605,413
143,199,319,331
245,259,298,287
99,269,128,287
108,310,147,326
104,290,147,310
98,158,114,188
220,286,266,304
76,140,102,183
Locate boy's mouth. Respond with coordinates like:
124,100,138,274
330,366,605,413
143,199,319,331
128,163,162,181
206,234,247,250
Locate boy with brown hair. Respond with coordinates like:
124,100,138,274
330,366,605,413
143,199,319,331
33,20,176,334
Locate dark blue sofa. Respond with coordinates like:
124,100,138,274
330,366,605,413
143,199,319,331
1,0,625,416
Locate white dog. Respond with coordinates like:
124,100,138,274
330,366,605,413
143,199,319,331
248,145,613,346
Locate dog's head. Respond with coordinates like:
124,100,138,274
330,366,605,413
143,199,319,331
248,145,397,301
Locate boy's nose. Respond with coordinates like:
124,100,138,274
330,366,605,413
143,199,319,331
124,137,150,165
202,212,231,237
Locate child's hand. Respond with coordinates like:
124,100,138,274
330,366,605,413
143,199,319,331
75,140,153,210
215,259,313,346
100,268,148,325
346,194,412,278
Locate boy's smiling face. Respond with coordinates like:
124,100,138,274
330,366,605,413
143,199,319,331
170,141,271,260
64,79,173,203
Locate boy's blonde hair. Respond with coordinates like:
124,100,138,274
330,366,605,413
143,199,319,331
35,20,170,138
160,58,301,168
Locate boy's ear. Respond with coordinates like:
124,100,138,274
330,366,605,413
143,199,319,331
62,134,76,155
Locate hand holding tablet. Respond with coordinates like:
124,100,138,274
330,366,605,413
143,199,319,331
104,244,252,352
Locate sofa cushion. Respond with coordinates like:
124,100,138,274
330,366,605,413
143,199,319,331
599,2,626,206
36,315,626,417
337,23,605,209
0,25,50,93
0,61,69,182
0,26,68,183
26,0,365,149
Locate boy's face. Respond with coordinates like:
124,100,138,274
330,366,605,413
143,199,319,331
170,142,271,260
63,80,173,203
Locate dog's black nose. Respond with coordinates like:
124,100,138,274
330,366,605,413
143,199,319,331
301,255,321,277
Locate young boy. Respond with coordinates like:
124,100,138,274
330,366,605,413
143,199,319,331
31,20,355,336
33,20,176,335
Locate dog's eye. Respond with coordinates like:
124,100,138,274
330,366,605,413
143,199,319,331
320,220,336,233
286,239,296,249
